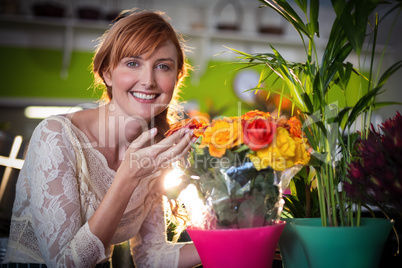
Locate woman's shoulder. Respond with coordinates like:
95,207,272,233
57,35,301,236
30,113,90,147
34,114,69,130
36,109,95,134
33,114,75,136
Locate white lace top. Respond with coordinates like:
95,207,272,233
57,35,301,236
3,115,188,267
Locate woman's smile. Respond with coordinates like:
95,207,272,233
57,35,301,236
131,91,161,102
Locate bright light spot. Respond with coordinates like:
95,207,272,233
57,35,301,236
24,106,83,119
0,135,24,169
164,164,207,228
179,184,205,227
164,168,183,190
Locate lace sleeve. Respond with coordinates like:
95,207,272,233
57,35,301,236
129,198,190,268
24,118,106,267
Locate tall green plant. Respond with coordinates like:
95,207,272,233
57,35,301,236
230,0,402,227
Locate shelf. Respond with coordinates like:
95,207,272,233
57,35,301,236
0,14,309,79
0,14,111,30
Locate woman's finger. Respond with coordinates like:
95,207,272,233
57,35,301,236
129,128,158,150
156,128,193,149
155,131,193,166
168,140,193,164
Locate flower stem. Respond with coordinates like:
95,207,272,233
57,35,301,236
356,201,361,227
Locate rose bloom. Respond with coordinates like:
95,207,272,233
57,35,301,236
247,127,297,171
241,110,271,121
293,137,310,165
199,118,242,157
249,147,289,171
186,110,211,124
165,118,206,137
287,116,303,138
275,127,296,158
242,118,276,151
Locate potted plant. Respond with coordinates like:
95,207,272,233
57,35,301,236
165,110,311,268
228,0,401,267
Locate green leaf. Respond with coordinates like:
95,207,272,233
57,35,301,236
335,62,353,91
333,106,352,133
377,60,402,88
237,192,265,228
232,144,249,153
372,101,402,110
294,0,307,13
258,65,273,87
283,195,300,218
259,0,310,37
309,0,320,37
346,86,382,128
301,92,314,114
302,124,317,150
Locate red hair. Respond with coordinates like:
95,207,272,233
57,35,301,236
92,9,190,133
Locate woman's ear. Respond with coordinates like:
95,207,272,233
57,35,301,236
103,71,112,87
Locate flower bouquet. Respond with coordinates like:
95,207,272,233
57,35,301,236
165,110,310,267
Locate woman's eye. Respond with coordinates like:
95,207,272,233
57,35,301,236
157,64,170,70
127,61,139,68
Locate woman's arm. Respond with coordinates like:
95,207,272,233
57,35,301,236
88,127,194,248
130,198,201,268
26,118,192,266
178,243,201,268
27,118,106,267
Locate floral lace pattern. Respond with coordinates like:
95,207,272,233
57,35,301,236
4,115,186,267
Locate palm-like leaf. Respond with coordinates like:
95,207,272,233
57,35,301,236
231,0,401,227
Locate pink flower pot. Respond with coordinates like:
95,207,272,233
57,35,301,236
187,221,286,268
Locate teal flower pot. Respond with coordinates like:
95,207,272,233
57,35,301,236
291,218,393,268
278,218,309,268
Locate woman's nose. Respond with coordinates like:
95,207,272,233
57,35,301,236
140,68,156,88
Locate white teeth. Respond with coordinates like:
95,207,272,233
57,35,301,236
132,92,157,100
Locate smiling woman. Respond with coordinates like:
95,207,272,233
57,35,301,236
2,9,200,268
101,40,178,123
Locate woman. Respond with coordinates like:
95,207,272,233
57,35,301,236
3,10,201,268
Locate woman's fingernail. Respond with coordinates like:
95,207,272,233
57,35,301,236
150,128,158,135
191,137,197,143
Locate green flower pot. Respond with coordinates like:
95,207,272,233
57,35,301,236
291,218,393,268
278,218,309,268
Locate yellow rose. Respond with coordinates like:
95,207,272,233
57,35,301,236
275,127,296,158
248,127,297,171
293,137,311,165
248,146,287,171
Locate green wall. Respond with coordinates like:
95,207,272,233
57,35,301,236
0,46,246,114
0,45,363,117
0,46,99,99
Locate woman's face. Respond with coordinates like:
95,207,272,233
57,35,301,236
104,40,178,123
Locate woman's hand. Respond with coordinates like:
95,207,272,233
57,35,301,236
119,127,193,184
89,127,193,247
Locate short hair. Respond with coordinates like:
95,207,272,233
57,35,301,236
92,9,190,133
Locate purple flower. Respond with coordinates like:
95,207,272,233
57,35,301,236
346,111,402,216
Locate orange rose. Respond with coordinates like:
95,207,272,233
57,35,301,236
241,110,271,121
200,118,242,157
287,116,303,138
165,118,206,137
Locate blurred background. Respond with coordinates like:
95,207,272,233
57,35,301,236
0,0,401,261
